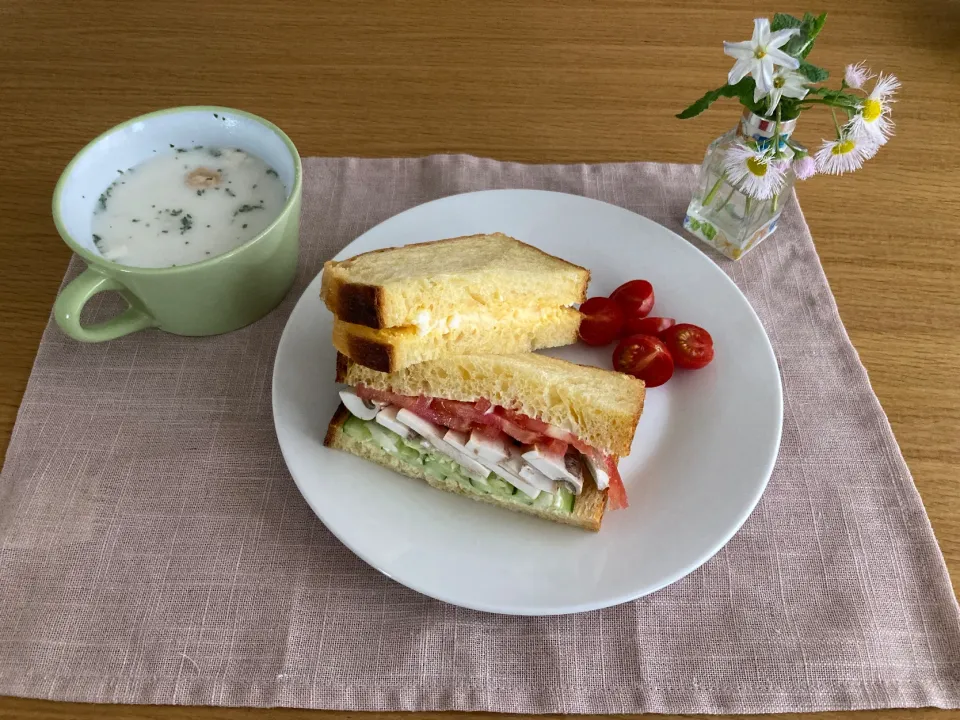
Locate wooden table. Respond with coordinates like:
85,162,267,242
1,1,957,718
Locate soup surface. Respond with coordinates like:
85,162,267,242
91,146,286,268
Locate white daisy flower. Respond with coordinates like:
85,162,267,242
765,67,809,113
723,142,786,199
844,61,873,90
847,72,900,145
814,134,879,175
724,18,800,98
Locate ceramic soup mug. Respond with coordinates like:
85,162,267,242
53,106,302,341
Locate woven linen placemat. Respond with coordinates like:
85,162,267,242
1,155,958,713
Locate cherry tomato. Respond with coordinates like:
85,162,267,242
613,334,675,387
660,323,714,369
578,297,624,346
610,279,655,318
623,315,675,338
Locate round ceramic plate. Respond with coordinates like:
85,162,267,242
273,189,782,615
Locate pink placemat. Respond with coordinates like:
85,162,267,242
1,156,958,713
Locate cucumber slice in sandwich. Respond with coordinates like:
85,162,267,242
366,422,402,455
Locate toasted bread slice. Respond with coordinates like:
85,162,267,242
321,233,590,329
336,352,644,456
324,405,606,531
333,307,581,373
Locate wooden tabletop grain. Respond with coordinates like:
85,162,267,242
1,0,958,718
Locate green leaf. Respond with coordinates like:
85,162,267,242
800,12,827,58
797,60,829,82
728,77,758,107
772,13,803,31
778,98,804,121
807,11,828,37
676,87,729,119
676,78,762,119
784,11,828,59
677,78,753,120
783,36,806,58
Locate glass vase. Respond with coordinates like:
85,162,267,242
683,111,798,260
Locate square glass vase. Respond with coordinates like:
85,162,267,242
684,111,798,260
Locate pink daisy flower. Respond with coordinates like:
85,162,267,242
792,155,817,180
844,61,873,90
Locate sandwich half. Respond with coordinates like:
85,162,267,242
321,233,589,372
324,352,645,531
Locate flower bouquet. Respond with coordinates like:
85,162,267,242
678,13,899,259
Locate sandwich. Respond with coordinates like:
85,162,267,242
321,233,589,372
324,352,644,531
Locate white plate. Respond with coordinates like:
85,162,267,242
273,189,782,616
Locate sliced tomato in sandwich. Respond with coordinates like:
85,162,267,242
428,398,477,432
355,384,419,410
468,406,536,443
566,435,596,456
598,452,628,510
407,396,436,419
472,397,493,414
473,423,504,440
490,410,541,444
500,408,551,435
542,425,597,456
534,437,569,457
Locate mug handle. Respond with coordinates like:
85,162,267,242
54,267,157,342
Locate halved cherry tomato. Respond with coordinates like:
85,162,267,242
610,279,654,318
623,315,675,338
578,297,624,346
613,334,674,387
660,323,714,369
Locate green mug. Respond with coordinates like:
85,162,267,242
52,106,302,341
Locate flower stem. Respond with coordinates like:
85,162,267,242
831,108,842,137
785,138,805,156
771,193,779,214
716,186,737,213
744,195,752,218
704,173,725,206
773,106,782,157
801,97,860,110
